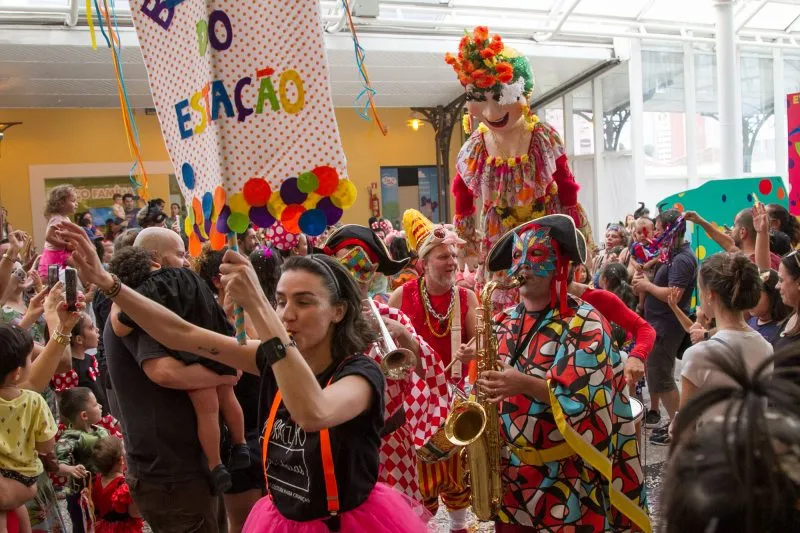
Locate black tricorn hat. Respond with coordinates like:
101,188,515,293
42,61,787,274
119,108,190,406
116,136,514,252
319,224,409,276
487,214,587,273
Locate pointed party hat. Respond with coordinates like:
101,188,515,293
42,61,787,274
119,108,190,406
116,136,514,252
403,209,435,253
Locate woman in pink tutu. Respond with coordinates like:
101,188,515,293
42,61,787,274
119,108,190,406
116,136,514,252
55,221,429,533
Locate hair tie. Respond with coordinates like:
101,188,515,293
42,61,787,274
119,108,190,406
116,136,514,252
310,255,341,296
262,246,273,260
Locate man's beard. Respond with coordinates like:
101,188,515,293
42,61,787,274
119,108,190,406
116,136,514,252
428,270,456,288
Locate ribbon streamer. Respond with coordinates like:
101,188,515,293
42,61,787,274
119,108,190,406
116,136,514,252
85,0,97,49
92,0,149,199
341,0,387,136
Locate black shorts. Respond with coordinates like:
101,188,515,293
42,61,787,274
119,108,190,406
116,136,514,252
0,468,39,486
226,438,266,495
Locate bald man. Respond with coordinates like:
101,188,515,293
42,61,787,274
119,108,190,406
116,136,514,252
133,227,190,269
104,226,235,532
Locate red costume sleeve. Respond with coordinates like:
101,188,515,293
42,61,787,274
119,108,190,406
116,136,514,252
452,173,476,218
553,154,579,207
580,288,655,362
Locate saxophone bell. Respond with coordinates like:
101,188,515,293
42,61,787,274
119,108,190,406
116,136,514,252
444,401,487,447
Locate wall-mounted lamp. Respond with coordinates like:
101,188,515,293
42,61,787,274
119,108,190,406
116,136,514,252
406,111,427,132
0,122,22,158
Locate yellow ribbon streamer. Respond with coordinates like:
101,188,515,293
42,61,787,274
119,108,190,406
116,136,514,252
86,0,97,50
548,383,652,533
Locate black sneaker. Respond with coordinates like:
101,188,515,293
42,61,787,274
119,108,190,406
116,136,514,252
644,409,661,428
228,443,251,471
651,425,669,436
210,464,232,495
649,431,672,446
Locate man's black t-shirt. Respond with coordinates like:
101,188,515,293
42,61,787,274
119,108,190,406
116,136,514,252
256,354,385,522
104,322,207,483
643,241,698,334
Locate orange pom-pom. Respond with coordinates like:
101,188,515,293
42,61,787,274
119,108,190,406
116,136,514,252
312,166,340,196
280,204,306,234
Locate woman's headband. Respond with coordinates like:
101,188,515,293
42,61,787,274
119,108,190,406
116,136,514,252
309,255,341,296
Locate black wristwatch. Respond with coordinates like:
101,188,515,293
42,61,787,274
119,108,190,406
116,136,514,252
257,337,297,368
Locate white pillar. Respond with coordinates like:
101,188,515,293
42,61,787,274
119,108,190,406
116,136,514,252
715,0,740,178
564,94,575,157
592,77,604,232
628,39,646,208
684,42,699,187
774,48,788,183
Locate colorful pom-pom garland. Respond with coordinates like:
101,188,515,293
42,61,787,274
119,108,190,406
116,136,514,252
184,165,355,253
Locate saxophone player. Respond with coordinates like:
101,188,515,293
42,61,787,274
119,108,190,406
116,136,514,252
388,209,479,533
460,215,651,533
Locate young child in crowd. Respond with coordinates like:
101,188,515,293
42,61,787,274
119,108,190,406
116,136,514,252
0,325,58,533
110,194,125,223
38,185,78,279
628,217,660,312
51,313,104,407
91,437,142,533
747,269,792,345
55,387,108,533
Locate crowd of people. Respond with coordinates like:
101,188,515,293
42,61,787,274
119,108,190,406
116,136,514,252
0,176,796,533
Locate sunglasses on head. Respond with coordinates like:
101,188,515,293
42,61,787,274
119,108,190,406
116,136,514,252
787,249,800,270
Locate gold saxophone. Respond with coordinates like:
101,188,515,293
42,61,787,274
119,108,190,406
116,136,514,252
444,276,521,521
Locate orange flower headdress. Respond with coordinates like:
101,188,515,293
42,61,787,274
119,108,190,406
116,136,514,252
445,26,535,98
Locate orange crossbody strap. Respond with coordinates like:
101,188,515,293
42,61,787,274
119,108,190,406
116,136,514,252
261,377,340,516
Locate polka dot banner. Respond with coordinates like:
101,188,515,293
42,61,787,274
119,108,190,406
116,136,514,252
657,176,789,262
130,0,354,254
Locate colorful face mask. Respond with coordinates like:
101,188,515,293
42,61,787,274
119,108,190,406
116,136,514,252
509,227,556,277
337,247,377,285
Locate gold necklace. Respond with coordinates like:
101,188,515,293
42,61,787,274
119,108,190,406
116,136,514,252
420,279,454,338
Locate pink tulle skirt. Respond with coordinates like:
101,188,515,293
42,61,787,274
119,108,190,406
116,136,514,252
242,483,430,533
38,249,71,278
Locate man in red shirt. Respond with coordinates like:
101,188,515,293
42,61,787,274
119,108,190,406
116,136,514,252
388,209,479,533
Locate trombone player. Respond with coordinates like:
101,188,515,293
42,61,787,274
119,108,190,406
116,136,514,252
320,225,449,504
458,215,650,533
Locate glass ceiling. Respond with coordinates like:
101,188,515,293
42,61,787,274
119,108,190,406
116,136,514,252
2,0,800,46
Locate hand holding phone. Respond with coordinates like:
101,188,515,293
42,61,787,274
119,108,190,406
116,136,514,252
47,265,59,289
65,268,77,312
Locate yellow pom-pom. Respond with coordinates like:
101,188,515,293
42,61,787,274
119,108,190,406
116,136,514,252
330,180,357,210
520,154,530,164
303,192,322,210
229,192,249,215
267,191,287,219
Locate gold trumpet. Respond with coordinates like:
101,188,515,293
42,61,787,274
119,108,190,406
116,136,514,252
362,298,417,380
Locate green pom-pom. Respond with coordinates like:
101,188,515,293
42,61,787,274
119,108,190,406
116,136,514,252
298,172,319,194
